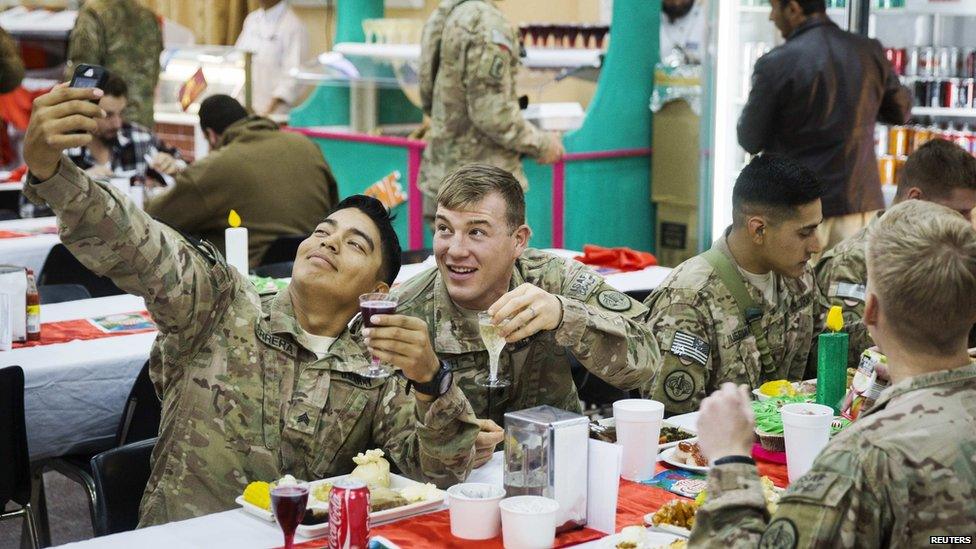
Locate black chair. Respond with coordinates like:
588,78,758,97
90,438,156,537
0,366,40,549
44,360,160,531
38,244,124,298
259,235,306,266
38,284,92,304
253,261,294,279
401,247,433,265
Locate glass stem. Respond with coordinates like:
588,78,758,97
284,533,294,549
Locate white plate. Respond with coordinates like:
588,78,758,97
575,527,682,548
658,446,709,473
663,412,699,434
641,517,692,538
595,418,697,451
751,380,817,402
235,473,445,539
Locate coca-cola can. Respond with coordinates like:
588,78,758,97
941,78,960,108
919,46,935,78
885,47,906,76
329,479,370,549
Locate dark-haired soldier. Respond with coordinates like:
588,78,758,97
815,139,976,364
641,154,824,413
145,94,339,267
21,85,479,526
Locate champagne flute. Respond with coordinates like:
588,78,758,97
271,483,309,549
477,312,511,419
360,292,399,378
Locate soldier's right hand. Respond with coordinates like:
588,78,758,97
537,132,565,165
362,313,440,388
24,84,105,181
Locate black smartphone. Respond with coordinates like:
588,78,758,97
69,64,108,96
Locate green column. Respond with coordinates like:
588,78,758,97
335,0,384,43
816,332,849,413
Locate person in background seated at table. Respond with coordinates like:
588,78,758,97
19,71,183,218
392,163,658,466
641,154,823,415
814,139,976,366
21,85,480,526
144,94,339,269
691,199,976,547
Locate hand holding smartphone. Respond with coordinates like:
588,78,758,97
69,64,108,99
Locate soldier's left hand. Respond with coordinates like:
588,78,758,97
488,283,562,342
363,314,439,385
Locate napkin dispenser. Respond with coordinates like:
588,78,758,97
503,405,588,532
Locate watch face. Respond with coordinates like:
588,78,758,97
438,369,453,395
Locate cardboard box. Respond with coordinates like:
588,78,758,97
651,99,700,208
655,200,698,268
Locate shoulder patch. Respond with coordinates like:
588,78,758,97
669,330,710,366
833,282,866,302
663,370,696,402
490,28,512,52
597,290,631,312
488,54,506,80
565,270,600,301
759,518,798,549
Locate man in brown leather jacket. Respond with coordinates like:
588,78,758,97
738,0,911,251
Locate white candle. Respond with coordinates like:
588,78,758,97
225,227,249,274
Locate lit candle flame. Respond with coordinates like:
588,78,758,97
228,209,241,228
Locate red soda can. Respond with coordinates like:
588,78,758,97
329,479,370,549
940,79,959,108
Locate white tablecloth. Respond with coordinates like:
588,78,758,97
394,248,671,294
0,294,153,460
0,216,60,275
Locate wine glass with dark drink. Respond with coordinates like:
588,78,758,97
271,484,309,549
360,292,399,378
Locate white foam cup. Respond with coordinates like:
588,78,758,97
613,399,665,480
781,403,834,482
446,483,505,540
499,496,560,549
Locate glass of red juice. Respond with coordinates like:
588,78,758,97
359,292,400,378
271,484,309,549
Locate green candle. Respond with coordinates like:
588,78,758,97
817,332,848,413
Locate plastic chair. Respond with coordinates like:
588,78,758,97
43,360,160,532
259,235,306,266
0,366,41,549
38,283,92,304
38,244,124,298
90,437,156,537
253,261,293,279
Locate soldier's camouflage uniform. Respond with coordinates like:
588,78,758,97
23,158,480,527
813,215,880,366
691,361,976,548
393,249,658,424
418,0,550,201
66,0,163,128
641,233,816,414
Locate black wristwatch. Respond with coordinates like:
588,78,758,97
712,455,755,467
406,361,453,399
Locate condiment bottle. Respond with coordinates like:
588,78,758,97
26,268,40,341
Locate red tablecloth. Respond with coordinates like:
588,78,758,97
288,461,789,549
11,311,156,348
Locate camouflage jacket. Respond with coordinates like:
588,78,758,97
691,361,976,548
813,214,880,366
418,0,549,196
393,249,657,425
641,233,816,414
24,158,480,527
67,0,163,128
